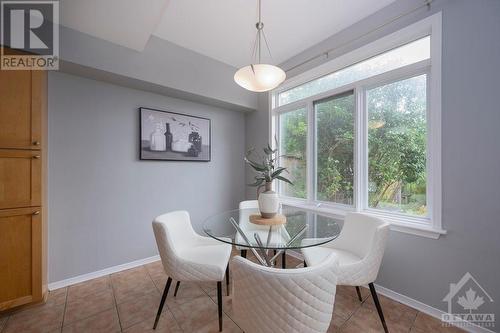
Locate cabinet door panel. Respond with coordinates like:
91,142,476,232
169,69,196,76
0,70,42,149
0,150,41,209
0,207,42,310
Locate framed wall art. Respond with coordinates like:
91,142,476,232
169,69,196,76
140,107,211,162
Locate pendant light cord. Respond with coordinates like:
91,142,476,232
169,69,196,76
235,0,287,91
251,0,273,65
285,0,433,73
260,0,263,21
258,0,261,63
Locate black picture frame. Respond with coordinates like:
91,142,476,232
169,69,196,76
139,107,211,162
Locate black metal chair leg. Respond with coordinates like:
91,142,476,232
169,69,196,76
303,260,307,267
281,251,286,269
369,283,388,333
355,286,363,302
217,281,223,332
241,249,247,258
153,277,172,329
225,265,230,296
173,281,180,297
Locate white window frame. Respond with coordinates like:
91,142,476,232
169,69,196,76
270,13,444,239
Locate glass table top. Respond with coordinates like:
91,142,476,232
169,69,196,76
203,205,342,251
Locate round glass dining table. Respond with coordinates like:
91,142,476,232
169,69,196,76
203,205,342,267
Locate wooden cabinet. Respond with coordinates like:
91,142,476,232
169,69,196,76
0,208,42,311
0,53,47,312
0,70,43,150
0,150,41,209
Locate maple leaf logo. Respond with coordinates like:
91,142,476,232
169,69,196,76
457,288,484,313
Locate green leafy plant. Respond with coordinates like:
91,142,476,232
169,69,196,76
245,143,293,189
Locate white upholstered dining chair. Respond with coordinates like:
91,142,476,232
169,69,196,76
236,200,260,246
232,253,339,333
236,200,260,258
302,212,390,333
152,211,232,331
236,200,290,268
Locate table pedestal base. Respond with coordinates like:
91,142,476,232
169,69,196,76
229,217,308,267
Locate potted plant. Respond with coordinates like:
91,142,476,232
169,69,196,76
245,143,293,218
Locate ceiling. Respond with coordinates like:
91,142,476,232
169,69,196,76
60,0,170,51
154,0,397,68
61,0,397,68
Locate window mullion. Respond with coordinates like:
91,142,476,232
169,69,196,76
275,112,281,194
306,101,315,204
354,86,366,212
362,88,368,212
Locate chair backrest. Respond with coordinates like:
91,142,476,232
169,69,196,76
152,211,198,278
330,212,389,259
239,200,259,209
238,200,267,231
232,254,338,333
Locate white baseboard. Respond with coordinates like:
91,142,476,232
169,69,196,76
48,252,304,290
47,253,495,333
373,284,495,333
48,255,160,290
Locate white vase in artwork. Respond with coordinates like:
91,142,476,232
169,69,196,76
171,139,191,153
258,182,279,218
150,123,166,151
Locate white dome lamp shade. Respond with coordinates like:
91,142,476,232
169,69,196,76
234,64,286,92
234,0,286,92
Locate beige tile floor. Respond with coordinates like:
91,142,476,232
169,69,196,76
0,250,465,333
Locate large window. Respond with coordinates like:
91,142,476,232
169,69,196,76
278,36,430,106
272,14,442,237
315,92,355,205
367,75,427,216
279,108,307,198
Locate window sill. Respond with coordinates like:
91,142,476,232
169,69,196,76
279,198,447,239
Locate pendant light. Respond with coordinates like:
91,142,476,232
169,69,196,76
234,0,286,92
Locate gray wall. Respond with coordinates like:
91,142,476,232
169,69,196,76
244,94,271,199
246,0,500,320
48,72,246,283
